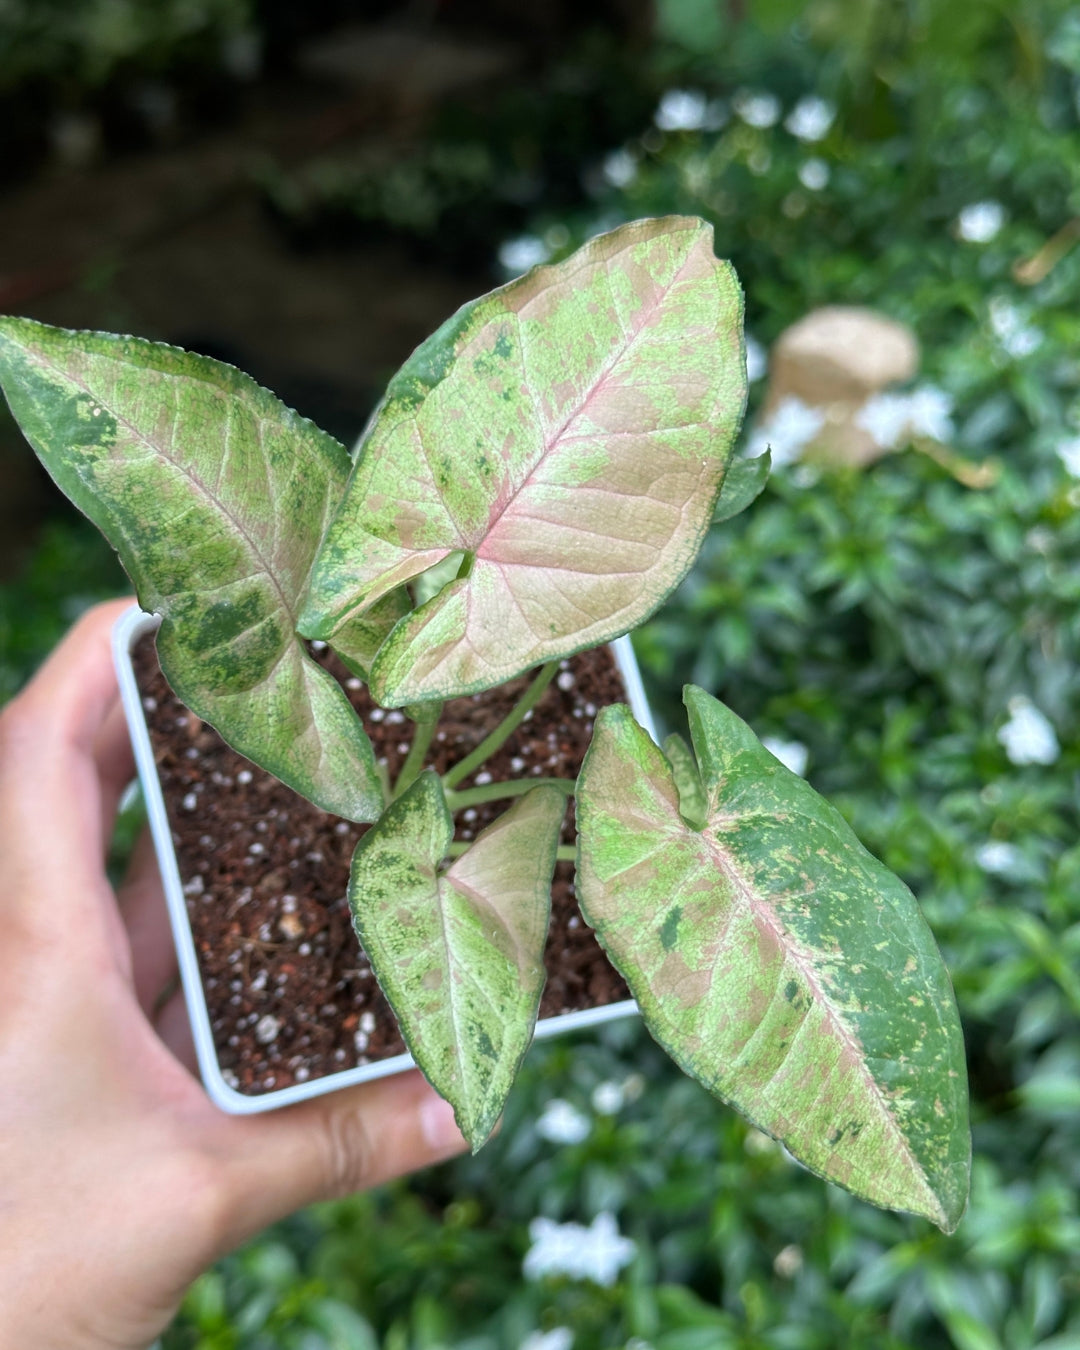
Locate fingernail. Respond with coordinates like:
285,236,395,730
420,1092,467,1156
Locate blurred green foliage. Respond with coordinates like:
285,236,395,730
6,0,1080,1346
0,0,252,92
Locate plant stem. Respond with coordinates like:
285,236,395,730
374,758,392,809
444,777,574,810
393,707,442,799
446,841,577,861
442,661,559,791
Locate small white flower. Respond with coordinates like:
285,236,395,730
733,89,781,128
591,1081,625,1115
761,736,809,777
520,1330,573,1350
998,697,1060,766
1056,436,1080,476
773,1244,804,1278
536,1098,590,1145
524,1212,637,1286
745,396,825,466
906,385,955,441
797,158,829,191
602,148,637,188
784,96,835,142
745,334,767,382
855,392,913,450
975,840,1021,875
655,89,708,132
498,235,550,276
956,201,1005,244
989,298,1042,359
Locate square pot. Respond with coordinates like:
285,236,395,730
112,604,656,1115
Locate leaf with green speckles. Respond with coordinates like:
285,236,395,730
712,449,771,524
330,587,412,681
299,216,747,706
349,773,564,1148
576,687,970,1230
0,317,383,821
663,732,708,830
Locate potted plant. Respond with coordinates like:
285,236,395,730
0,215,970,1232
112,602,656,1111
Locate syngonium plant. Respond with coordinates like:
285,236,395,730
0,216,970,1230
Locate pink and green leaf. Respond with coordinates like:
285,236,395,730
0,317,383,821
576,687,970,1231
300,216,747,706
348,773,565,1147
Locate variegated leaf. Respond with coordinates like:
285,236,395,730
349,773,564,1148
300,215,747,706
330,587,412,681
0,317,383,821
576,688,970,1230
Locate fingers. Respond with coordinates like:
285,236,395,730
0,598,136,900
214,1072,468,1250
117,831,177,1014
154,987,198,1075
94,696,136,850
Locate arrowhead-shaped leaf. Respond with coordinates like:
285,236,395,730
0,317,383,821
300,216,747,706
349,773,564,1148
576,688,970,1230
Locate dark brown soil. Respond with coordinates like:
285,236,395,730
133,635,630,1096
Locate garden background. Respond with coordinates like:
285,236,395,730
2,0,1080,1345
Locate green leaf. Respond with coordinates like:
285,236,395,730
0,317,383,821
576,687,970,1230
300,216,747,705
712,450,770,524
662,732,708,829
348,772,564,1148
330,587,411,681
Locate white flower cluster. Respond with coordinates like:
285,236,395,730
520,1329,574,1350
523,1212,637,1286
732,88,781,128
535,1098,590,1145
997,697,1060,766
1057,436,1080,476
498,235,550,276
956,201,1006,244
654,89,726,132
854,385,955,450
989,298,1042,360
602,148,638,188
974,840,1021,875
744,396,825,465
784,96,836,142
798,158,829,191
744,382,957,468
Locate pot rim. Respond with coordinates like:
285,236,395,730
113,604,649,1115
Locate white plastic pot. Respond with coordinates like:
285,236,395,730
113,604,653,1115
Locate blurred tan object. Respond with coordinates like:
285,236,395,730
1013,217,1080,286
764,306,919,466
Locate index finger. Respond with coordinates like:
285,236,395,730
0,598,136,893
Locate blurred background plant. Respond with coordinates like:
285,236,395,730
3,0,1080,1346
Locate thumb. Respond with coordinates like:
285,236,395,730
210,1070,467,1249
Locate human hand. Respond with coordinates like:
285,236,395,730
0,600,468,1350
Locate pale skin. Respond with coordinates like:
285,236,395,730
0,599,468,1349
